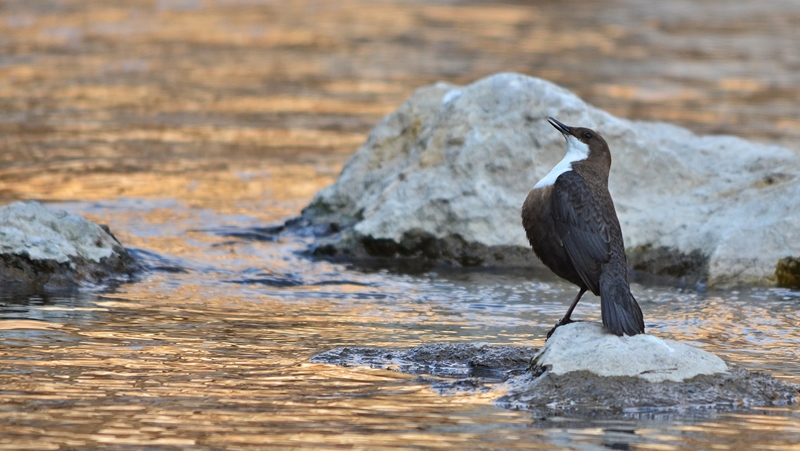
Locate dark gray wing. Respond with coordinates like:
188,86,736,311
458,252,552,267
551,171,611,294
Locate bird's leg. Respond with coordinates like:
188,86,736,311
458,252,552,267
560,286,587,324
546,287,587,340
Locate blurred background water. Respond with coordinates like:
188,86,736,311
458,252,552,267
0,0,799,449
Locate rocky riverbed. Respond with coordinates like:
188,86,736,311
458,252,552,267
313,322,799,417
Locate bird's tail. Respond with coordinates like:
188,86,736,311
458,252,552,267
599,278,645,336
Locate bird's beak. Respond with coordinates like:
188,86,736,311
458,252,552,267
547,117,571,135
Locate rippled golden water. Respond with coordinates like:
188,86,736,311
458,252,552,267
1,0,800,449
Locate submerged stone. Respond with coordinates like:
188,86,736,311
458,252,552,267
311,342,536,383
312,343,537,396
303,72,800,286
0,200,142,289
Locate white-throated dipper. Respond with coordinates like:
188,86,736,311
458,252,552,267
522,117,645,338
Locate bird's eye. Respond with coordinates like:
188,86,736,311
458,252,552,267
583,132,592,139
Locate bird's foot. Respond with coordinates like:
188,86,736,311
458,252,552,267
546,318,575,340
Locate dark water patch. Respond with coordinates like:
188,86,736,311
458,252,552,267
308,280,374,287
336,256,441,276
199,225,283,242
127,248,189,274
267,290,395,301
0,281,121,317
426,377,494,396
0,282,81,304
200,221,346,265
225,272,305,287
225,266,377,288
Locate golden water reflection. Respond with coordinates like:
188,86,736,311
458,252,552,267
3,191,799,449
1,0,800,449
2,274,799,449
0,288,537,449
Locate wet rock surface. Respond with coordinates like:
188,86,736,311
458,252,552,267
498,366,798,417
312,326,798,415
504,322,798,416
535,322,728,383
0,201,142,289
776,257,800,288
628,245,709,287
311,343,538,394
302,72,800,286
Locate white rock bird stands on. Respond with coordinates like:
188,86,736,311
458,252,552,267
522,118,645,337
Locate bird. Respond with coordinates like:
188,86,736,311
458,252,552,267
521,117,645,338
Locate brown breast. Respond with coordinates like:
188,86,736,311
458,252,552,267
521,185,585,288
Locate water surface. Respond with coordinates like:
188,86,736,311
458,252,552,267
1,0,799,449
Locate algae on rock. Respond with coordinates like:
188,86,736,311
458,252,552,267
776,257,800,288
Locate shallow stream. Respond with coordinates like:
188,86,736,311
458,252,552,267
1,0,800,449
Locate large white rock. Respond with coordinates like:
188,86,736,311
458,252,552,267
534,322,728,383
307,72,800,285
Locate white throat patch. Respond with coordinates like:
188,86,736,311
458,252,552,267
533,135,590,189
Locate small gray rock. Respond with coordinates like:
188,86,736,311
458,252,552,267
0,200,142,289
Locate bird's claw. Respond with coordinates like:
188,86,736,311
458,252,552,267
546,318,575,340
